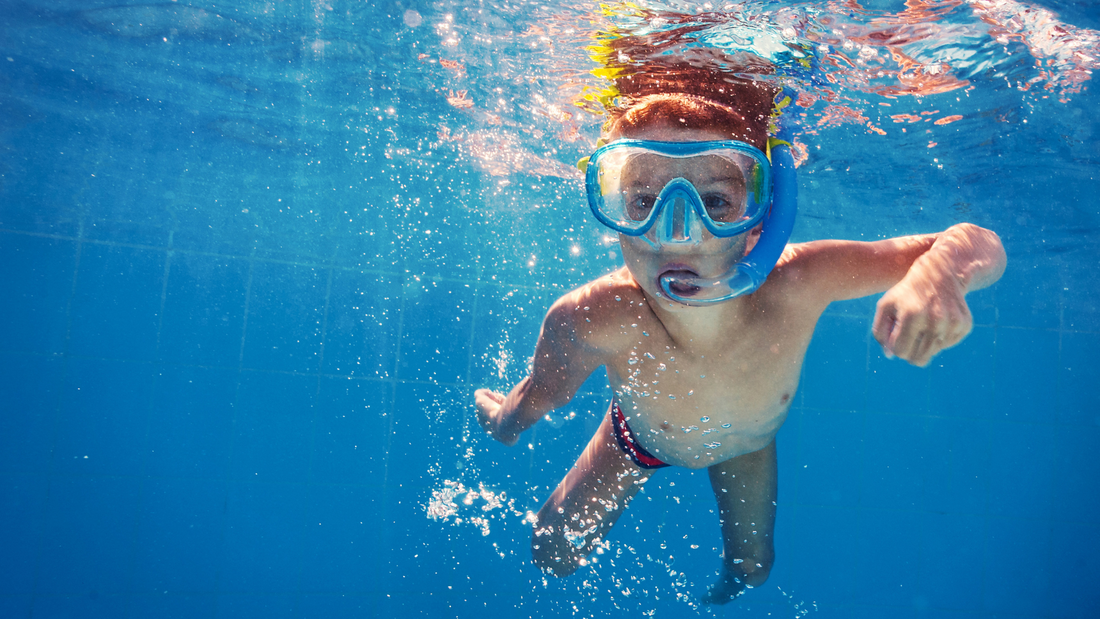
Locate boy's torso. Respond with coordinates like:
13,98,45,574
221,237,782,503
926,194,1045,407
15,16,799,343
578,263,821,469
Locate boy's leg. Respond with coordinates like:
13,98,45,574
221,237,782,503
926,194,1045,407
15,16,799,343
532,403,655,577
704,438,777,604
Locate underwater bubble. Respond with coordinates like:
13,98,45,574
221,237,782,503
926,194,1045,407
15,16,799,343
645,352,656,360
615,295,621,301
657,363,666,371
722,423,732,428
628,358,638,365
700,416,710,422
642,331,650,336
631,323,638,328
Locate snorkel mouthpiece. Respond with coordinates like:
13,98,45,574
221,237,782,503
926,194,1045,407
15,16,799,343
659,140,798,305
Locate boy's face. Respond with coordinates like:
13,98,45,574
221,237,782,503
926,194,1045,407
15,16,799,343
607,122,760,306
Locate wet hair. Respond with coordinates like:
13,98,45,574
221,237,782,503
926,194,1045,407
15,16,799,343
606,92,772,149
601,48,780,150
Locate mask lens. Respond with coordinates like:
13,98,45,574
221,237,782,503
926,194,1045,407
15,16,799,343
588,142,770,236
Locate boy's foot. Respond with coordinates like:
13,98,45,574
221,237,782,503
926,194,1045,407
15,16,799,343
702,569,748,605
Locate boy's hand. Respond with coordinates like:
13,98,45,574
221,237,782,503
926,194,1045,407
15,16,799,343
872,264,972,367
475,388,520,446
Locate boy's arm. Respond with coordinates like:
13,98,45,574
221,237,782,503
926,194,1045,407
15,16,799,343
789,222,1006,366
475,296,602,446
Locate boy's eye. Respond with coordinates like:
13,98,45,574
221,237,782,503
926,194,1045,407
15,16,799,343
702,195,739,222
626,194,657,219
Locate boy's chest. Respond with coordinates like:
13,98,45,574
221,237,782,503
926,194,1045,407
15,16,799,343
601,313,811,466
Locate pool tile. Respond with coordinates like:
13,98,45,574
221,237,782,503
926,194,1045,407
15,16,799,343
145,365,236,479
784,506,860,605
0,353,61,474
381,499,465,592
0,596,31,618
1056,331,1100,427
299,594,382,618
311,377,392,486
68,243,165,361
866,349,929,415
1049,424,1100,525
1047,520,1100,619
0,475,48,595
0,232,75,355
859,414,929,510
981,516,1052,616
922,417,992,515
214,593,298,619
321,269,401,378
37,476,141,594
241,260,326,373
917,512,985,611
929,326,995,420
853,509,922,607
467,283,554,387
802,316,868,411
986,422,1054,520
230,371,315,483
965,285,997,327
29,594,129,619
991,260,1061,329
125,593,217,619
131,478,228,593
158,252,249,366
397,277,475,384
299,484,387,592
54,357,154,477
389,382,465,490
218,482,307,594
823,295,878,319
1062,285,1100,332
795,409,864,507
992,327,1059,424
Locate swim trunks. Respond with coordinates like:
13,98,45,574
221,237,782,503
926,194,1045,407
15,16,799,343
611,398,670,469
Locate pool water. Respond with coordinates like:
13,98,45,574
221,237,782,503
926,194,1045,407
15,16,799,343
1,0,1098,617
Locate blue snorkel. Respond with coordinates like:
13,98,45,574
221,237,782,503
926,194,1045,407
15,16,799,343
658,135,797,305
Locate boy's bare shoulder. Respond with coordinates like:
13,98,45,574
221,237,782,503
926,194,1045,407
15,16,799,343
544,267,644,352
755,241,837,313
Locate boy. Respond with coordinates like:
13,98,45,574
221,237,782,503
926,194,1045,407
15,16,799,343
474,86,1006,603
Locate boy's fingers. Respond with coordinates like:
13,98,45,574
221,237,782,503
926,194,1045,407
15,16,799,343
888,312,925,362
871,307,898,355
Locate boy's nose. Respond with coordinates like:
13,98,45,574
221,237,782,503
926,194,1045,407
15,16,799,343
669,198,691,243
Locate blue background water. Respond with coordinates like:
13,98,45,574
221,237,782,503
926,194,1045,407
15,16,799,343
2,1,1099,617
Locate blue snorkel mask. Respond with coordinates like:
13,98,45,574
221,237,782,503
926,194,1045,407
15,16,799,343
582,134,798,305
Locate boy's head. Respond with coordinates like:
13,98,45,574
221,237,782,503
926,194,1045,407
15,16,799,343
592,79,783,306
604,86,777,150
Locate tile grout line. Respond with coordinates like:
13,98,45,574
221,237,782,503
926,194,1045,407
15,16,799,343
121,228,175,616
377,272,409,571
0,227,572,297
28,217,85,615
210,244,256,612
